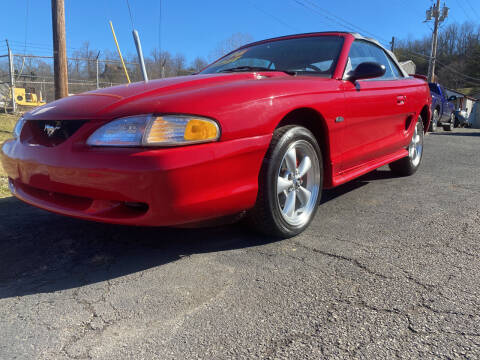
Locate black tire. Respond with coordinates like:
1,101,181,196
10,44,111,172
389,116,424,176
429,109,439,132
443,112,455,131
247,126,323,238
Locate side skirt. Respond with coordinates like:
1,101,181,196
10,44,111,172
331,148,408,188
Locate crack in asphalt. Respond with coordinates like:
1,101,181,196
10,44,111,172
59,269,121,359
289,241,392,281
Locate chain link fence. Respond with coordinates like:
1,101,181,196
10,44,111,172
0,53,142,111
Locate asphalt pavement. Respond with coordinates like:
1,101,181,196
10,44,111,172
1,128,479,359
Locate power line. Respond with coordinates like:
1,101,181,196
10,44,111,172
246,0,300,32
454,0,473,21
436,59,480,82
462,0,480,19
293,0,355,32
9,53,139,66
23,0,30,55
158,0,162,54
15,0,31,81
7,48,56,56
9,44,58,52
8,40,82,51
401,49,431,61
125,0,135,30
307,0,389,43
292,0,390,47
436,67,480,86
401,48,480,85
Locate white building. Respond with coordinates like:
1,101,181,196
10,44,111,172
469,102,480,128
400,61,416,75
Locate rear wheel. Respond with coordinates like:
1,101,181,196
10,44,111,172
248,126,322,238
443,112,455,131
389,116,424,176
430,109,439,132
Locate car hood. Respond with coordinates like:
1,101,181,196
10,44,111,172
24,72,302,121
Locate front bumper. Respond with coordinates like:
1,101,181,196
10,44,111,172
1,134,271,226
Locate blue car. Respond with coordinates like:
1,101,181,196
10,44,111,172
429,83,456,132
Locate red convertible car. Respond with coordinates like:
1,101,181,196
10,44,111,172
1,32,431,237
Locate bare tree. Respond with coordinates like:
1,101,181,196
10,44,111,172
395,21,480,91
209,33,254,61
192,57,208,72
172,53,186,76
149,49,174,78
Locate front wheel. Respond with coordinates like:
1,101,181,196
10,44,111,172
389,116,424,176
248,126,322,238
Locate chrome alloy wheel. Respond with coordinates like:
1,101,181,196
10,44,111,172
276,140,320,227
409,121,423,167
431,109,438,132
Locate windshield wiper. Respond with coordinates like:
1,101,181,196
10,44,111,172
219,66,296,76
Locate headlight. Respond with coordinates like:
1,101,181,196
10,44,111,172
86,114,220,147
13,117,26,139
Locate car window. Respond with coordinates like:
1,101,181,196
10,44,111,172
386,55,403,78
201,36,345,77
310,60,333,72
345,40,397,80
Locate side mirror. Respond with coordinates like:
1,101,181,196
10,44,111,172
448,95,457,102
348,62,386,82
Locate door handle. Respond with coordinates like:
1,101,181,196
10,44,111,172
397,95,406,105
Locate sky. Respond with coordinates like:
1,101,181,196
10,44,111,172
1,0,479,65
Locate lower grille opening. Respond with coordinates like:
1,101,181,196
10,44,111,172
11,179,149,219
124,202,149,212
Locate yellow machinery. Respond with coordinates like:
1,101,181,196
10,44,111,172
14,87,46,107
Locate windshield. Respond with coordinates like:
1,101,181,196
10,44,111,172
429,84,440,94
200,36,345,77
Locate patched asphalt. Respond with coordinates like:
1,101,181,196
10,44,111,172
1,128,479,359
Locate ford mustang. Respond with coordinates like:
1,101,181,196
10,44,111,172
1,32,431,237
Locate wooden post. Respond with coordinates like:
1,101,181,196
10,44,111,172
95,51,100,89
427,0,441,83
51,0,68,99
6,40,16,113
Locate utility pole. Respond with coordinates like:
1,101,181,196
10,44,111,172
51,0,68,99
6,40,16,113
390,37,395,52
425,0,449,83
95,51,100,89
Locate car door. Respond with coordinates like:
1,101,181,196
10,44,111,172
439,85,451,122
341,40,415,172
